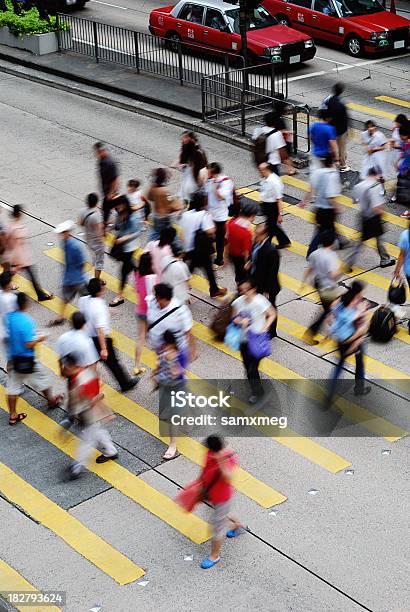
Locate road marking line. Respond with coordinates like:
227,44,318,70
347,102,396,121
38,343,286,508
375,95,410,109
90,0,128,10
18,270,351,473
315,56,353,67
40,252,406,442
0,386,210,544
0,461,145,585
288,70,326,82
0,559,62,612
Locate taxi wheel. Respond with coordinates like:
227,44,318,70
166,31,182,53
346,35,363,57
277,14,291,27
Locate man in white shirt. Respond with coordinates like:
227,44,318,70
0,271,18,367
180,192,227,298
161,243,191,304
79,278,138,392
252,112,292,175
346,167,395,272
258,163,291,248
206,162,233,268
146,283,193,357
55,311,99,369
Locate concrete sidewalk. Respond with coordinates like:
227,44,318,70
0,44,203,117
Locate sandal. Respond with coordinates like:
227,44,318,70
109,298,125,307
10,284,19,291
163,449,180,461
48,318,65,327
38,293,54,302
133,367,146,376
9,413,27,426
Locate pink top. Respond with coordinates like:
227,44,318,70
134,272,158,315
4,220,33,270
146,241,172,277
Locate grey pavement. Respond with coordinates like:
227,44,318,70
0,71,409,612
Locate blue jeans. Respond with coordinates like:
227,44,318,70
149,214,172,241
326,341,365,406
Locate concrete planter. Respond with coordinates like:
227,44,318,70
0,26,58,55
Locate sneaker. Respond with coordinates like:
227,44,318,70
210,287,228,298
380,258,396,268
339,166,351,173
390,195,397,203
400,210,410,218
96,453,118,464
353,385,371,397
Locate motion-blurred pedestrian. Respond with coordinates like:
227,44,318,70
109,196,140,307
324,82,351,173
133,252,157,376
226,203,256,284
361,120,388,182
206,162,233,268
94,142,120,229
258,162,291,248
78,193,105,280
147,168,182,240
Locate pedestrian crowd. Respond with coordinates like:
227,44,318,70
0,87,409,570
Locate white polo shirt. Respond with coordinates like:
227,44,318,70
259,172,284,203
180,210,214,253
55,329,99,367
252,126,286,166
146,296,192,352
206,176,233,222
79,295,111,337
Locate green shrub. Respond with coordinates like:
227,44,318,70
0,1,69,37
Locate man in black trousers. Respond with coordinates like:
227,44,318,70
248,223,281,338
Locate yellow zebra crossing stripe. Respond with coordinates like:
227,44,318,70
37,342,286,508
0,460,145,585
0,559,61,612
375,95,410,109
39,252,352,471
347,102,396,121
42,248,408,438
0,387,210,544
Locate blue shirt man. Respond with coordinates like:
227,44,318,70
310,110,337,159
6,309,36,359
63,236,86,286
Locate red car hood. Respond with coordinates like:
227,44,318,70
247,24,310,47
347,11,410,33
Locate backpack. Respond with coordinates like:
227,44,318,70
253,129,276,166
388,278,406,305
369,306,396,343
193,213,214,259
210,295,235,340
319,94,331,110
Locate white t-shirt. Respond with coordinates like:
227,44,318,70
308,247,339,290
252,126,286,166
353,178,385,218
180,210,214,253
146,296,192,351
55,329,99,367
259,173,284,202
79,295,110,336
0,291,17,340
161,256,191,304
206,176,233,222
232,293,272,333
311,167,341,209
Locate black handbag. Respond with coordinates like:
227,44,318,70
193,214,214,259
396,172,410,206
362,214,383,241
388,279,406,305
110,241,124,261
13,355,35,374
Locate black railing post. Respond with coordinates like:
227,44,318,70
270,62,275,98
55,13,61,54
92,21,99,63
134,31,140,73
240,89,246,136
293,106,298,155
201,77,206,122
177,41,184,85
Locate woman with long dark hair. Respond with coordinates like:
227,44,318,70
174,131,208,206
109,196,140,307
325,280,371,406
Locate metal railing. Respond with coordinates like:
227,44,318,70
202,70,309,154
56,13,244,87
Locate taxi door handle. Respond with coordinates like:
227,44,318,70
286,6,291,10
204,30,209,34
312,15,318,19
176,23,181,28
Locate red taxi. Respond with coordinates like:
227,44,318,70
149,0,317,64
262,0,410,56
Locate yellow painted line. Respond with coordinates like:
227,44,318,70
18,270,350,474
38,343,286,508
375,95,410,109
347,102,396,120
0,387,210,544
0,461,144,585
0,559,61,612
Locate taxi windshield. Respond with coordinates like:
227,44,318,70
334,0,385,17
226,6,278,34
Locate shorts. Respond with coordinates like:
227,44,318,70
7,361,49,396
62,283,88,303
89,241,105,271
212,500,232,539
136,313,147,322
